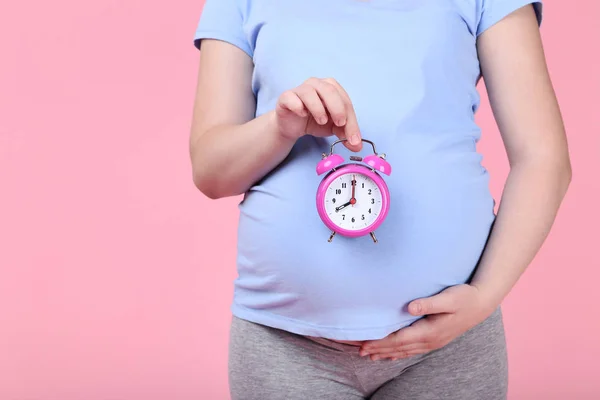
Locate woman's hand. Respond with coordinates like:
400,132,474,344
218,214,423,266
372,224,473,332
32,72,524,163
275,77,363,152
358,284,497,361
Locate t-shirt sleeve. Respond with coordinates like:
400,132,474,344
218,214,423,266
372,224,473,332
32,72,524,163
193,0,253,58
476,0,543,37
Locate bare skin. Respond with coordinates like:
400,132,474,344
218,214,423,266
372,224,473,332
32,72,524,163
190,4,571,358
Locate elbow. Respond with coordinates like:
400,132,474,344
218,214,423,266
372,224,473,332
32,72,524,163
552,142,572,194
190,134,226,199
559,156,572,194
541,152,572,196
192,168,244,200
189,132,248,199
197,186,222,200
512,143,572,194
192,170,224,200
545,152,572,197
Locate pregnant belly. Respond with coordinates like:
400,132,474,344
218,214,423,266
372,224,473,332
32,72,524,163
233,140,496,330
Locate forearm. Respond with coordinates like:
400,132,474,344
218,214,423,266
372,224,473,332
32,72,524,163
470,158,571,309
191,111,296,199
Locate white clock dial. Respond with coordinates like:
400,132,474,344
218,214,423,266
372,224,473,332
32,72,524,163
323,172,383,231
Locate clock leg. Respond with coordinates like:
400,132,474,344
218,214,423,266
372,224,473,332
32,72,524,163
370,232,378,243
328,231,336,242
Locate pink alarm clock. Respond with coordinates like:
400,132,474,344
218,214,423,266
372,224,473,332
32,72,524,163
316,138,392,243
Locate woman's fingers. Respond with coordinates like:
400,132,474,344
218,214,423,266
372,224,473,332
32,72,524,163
294,84,329,125
305,78,347,127
362,343,430,361
361,323,425,353
321,78,362,151
384,349,428,361
287,77,362,152
363,343,430,359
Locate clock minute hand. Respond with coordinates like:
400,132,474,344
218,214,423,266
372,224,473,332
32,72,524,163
351,175,356,206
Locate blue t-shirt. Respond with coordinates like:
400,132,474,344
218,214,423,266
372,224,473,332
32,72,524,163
194,0,542,340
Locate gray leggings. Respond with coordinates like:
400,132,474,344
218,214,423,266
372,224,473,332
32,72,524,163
228,308,508,399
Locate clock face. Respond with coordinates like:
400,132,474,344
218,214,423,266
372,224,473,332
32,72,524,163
323,172,384,231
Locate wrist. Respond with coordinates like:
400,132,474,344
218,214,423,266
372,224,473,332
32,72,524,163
471,282,504,314
267,110,301,145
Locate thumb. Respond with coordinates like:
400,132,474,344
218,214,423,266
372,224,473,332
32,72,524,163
408,289,457,316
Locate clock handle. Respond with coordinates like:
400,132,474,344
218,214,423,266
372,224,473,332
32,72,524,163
330,138,392,175
329,138,384,158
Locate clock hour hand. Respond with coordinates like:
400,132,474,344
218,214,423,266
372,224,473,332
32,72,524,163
335,201,351,212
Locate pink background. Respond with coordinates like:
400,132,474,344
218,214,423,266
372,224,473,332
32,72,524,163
1,1,599,399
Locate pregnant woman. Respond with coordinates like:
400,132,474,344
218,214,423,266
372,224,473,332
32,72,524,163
190,0,571,398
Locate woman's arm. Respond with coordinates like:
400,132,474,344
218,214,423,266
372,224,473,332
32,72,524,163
190,40,295,200
470,4,571,307
358,4,571,360
190,40,363,199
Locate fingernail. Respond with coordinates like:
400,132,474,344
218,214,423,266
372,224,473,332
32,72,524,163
359,351,369,357
413,303,422,314
319,116,328,125
337,117,346,126
350,134,360,145
372,355,379,361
